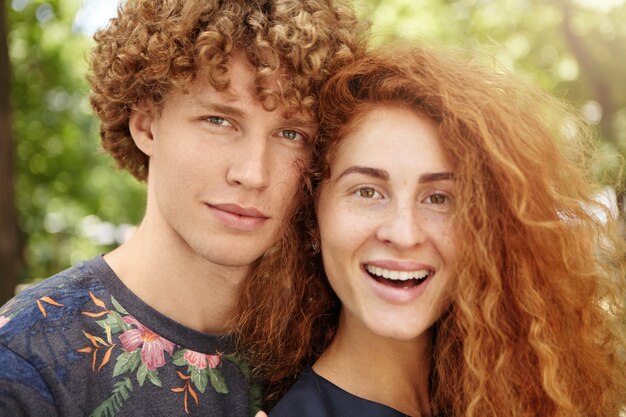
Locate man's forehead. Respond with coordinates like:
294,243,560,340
189,50,315,122
184,76,316,126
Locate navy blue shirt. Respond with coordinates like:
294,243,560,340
270,367,410,417
0,256,258,416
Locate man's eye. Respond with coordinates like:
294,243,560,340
279,130,304,141
356,187,380,199
207,116,231,127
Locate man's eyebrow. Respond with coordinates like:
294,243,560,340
418,172,454,183
190,96,316,129
282,115,317,130
335,166,389,182
199,102,246,119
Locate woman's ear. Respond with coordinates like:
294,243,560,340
129,109,156,157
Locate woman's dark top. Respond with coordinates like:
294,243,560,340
269,367,410,417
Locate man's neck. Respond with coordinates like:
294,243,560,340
104,219,251,335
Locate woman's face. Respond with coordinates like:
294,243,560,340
317,105,458,342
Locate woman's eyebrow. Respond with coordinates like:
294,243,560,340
418,172,454,183
334,167,454,183
335,166,388,182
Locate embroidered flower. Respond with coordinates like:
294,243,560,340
0,315,10,329
182,350,221,370
118,316,175,371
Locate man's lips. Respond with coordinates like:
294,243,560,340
208,203,268,219
206,203,269,232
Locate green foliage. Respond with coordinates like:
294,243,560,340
9,0,145,282
362,0,626,179
87,377,133,417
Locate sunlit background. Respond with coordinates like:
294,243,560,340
2,0,626,298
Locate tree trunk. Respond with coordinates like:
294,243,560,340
0,0,20,305
556,0,617,147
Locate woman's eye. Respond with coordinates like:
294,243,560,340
424,193,451,205
279,129,305,142
207,116,232,127
356,187,380,199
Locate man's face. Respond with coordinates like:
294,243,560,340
133,52,316,271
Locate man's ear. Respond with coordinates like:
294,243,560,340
129,109,156,157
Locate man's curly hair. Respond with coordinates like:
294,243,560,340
88,0,368,181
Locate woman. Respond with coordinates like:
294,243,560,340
236,45,626,417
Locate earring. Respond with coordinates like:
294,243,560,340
311,240,320,253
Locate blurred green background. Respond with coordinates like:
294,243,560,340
1,0,625,303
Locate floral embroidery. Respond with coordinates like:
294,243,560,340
36,296,64,318
77,330,117,372
77,292,233,416
119,316,175,372
171,370,199,414
182,350,221,370
169,348,229,414
0,315,10,329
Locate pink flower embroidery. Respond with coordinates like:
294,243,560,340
118,316,176,371
183,349,221,370
0,315,9,329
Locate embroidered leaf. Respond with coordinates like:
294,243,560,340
172,349,186,366
248,380,264,417
223,352,251,377
127,350,141,373
104,323,113,345
111,296,129,315
91,350,98,372
146,370,162,387
137,363,148,387
191,367,208,394
122,377,132,392
176,370,191,380
98,345,115,372
184,389,189,415
83,331,97,347
89,291,107,309
97,311,129,334
82,331,102,348
113,351,132,377
40,296,64,307
81,311,109,318
88,377,133,417
93,335,108,346
95,319,108,331
223,352,263,415
112,310,131,331
36,300,47,318
188,384,199,404
208,368,229,394
77,347,92,354
170,387,185,393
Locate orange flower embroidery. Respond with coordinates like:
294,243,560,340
171,371,199,415
77,330,117,372
36,296,64,318
81,292,111,318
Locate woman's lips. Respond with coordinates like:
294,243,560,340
362,261,435,303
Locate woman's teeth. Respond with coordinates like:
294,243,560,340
365,264,430,281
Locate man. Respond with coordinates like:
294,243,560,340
0,1,366,415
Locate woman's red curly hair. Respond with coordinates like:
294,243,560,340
235,44,626,415
88,0,368,181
